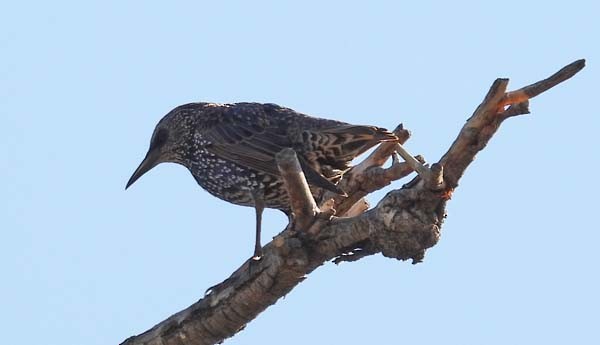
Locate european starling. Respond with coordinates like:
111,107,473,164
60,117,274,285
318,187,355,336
126,102,397,258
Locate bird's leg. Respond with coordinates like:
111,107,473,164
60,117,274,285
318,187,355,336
252,193,265,260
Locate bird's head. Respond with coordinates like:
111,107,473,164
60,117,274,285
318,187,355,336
125,104,200,190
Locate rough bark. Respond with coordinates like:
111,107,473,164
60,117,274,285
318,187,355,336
121,60,585,345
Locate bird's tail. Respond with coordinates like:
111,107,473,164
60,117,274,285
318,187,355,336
299,125,397,196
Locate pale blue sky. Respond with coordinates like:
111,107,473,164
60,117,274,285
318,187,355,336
2,1,598,344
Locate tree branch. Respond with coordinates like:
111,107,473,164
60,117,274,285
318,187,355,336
121,59,585,345
275,148,319,231
438,59,584,190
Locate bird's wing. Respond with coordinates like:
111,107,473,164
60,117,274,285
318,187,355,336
202,117,345,194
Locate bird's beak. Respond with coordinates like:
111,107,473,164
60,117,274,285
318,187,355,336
125,148,161,190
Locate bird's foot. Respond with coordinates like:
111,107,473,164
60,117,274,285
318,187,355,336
248,250,264,276
252,247,263,261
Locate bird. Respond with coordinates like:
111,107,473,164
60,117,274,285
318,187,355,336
126,102,397,259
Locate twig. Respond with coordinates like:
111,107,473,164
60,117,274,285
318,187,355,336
394,143,430,178
276,148,319,231
331,125,415,216
426,163,445,191
501,59,586,107
333,247,375,264
350,124,410,176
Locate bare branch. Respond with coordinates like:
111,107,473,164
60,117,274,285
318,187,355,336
121,60,585,345
501,59,586,107
426,163,445,191
276,148,319,230
394,143,430,178
439,59,585,189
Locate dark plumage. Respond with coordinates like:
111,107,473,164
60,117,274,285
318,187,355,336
126,102,397,258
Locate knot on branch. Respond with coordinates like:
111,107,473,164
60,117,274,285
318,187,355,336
370,189,442,263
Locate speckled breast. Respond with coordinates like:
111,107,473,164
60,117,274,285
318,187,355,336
187,150,291,211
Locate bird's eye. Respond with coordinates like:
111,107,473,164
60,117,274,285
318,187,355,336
151,128,169,149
